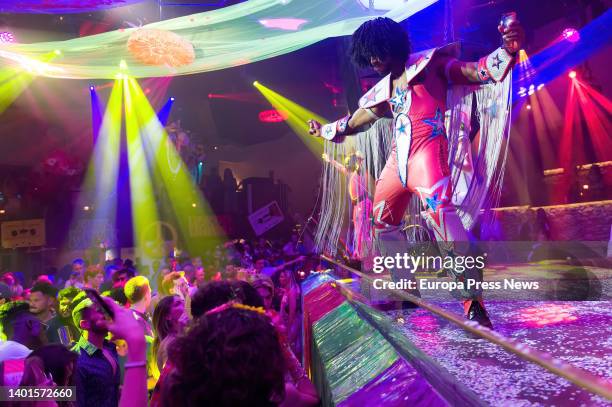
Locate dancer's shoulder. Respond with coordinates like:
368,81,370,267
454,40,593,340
358,74,392,109
405,43,461,81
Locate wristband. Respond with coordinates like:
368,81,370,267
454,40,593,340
321,114,351,142
477,47,514,82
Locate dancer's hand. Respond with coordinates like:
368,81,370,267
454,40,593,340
308,119,322,137
498,19,524,54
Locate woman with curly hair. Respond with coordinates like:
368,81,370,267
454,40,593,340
161,307,286,407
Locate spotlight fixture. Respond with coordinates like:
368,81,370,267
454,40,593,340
537,84,544,91
568,70,577,79
0,209,5,214
191,203,197,208
89,85,95,90
253,81,259,86
0,31,15,43
526,104,532,110
83,205,90,211
119,59,127,70
170,97,175,101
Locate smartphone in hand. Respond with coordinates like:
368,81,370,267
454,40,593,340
84,288,115,319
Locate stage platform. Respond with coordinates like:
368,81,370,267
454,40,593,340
302,261,612,406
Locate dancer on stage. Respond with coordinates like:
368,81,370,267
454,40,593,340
309,15,523,328
322,151,373,260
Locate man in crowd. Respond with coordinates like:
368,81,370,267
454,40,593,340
72,298,120,407
47,286,81,345
84,265,105,292
124,276,159,390
29,282,59,343
62,258,86,289
112,268,135,289
124,276,153,336
0,302,47,362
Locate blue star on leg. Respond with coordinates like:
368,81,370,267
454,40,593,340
396,121,407,135
423,108,445,139
425,193,443,212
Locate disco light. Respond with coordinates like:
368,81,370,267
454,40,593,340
258,109,288,123
0,31,15,43
568,71,577,79
562,28,580,43
253,81,327,156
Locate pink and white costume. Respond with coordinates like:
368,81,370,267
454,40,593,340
317,44,515,306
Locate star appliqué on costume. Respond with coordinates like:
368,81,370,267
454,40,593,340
484,101,499,118
425,193,443,212
423,108,445,139
364,86,380,103
492,53,503,69
324,126,334,138
396,121,407,135
389,87,408,112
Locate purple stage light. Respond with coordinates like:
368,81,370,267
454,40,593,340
0,31,16,43
562,28,580,43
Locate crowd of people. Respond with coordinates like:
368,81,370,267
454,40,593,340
0,234,322,407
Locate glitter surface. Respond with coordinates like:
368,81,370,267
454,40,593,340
387,300,612,406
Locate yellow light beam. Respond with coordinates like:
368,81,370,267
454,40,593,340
0,51,59,115
253,81,327,156
124,77,165,262
128,78,224,256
